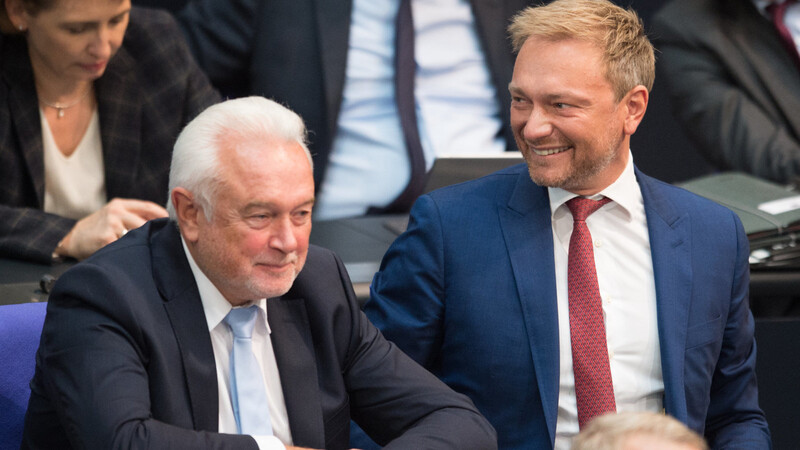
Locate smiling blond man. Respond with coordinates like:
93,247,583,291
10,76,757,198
363,1,771,448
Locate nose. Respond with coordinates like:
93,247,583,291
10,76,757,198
522,106,553,142
268,217,298,254
88,26,112,59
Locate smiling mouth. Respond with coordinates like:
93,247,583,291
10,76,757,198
531,146,571,156
257,261,294,272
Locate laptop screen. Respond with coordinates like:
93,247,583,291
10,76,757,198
383,152,525,235
423,152,524,193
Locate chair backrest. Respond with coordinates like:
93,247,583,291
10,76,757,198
0,302,47,449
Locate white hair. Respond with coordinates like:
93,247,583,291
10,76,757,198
166,96,313,221
573,412,708,450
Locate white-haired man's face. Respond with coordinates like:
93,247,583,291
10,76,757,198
179,138,314,306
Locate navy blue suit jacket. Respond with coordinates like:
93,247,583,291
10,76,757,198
21,219,496,449
365,163,771,449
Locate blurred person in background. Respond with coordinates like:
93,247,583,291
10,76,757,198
0,0,219,263
652,0,800,184
178,0,531,220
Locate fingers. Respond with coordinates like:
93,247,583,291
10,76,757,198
60,214,119,260
117,211,146,235
107,198,169,220
59,199,169,260
105,198,169,233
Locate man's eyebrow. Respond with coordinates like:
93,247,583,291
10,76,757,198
542,91,592,106
242,198,315,212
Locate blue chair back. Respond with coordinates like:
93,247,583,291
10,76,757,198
0,302,47,449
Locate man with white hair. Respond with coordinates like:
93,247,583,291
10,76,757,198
21,97,496,450
573,412,709,450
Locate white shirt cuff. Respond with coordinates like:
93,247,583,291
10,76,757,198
253,435,286,450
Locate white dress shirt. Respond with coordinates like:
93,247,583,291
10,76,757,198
182,239,292,450
41,108,106,220
549,154,664,449
315,0,505,220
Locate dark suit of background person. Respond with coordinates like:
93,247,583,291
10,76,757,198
176,0,529,206
20,220,497,449
0,7,220,263
652,0,800,184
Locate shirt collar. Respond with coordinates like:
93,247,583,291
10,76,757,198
180,237,269,333
548,150,639,219
754,0,784,16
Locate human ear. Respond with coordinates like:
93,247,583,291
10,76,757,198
171,187,202,243
622,85,649,136
4,0,29,30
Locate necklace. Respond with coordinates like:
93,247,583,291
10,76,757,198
38,86,92,119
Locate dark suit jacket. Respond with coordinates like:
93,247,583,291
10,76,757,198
652,0,800,183
178,0,529,189
0,7,220,263
21,218,496,449
364,163,771,449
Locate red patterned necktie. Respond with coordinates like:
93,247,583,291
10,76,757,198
566,196,616,429
767,0,800,72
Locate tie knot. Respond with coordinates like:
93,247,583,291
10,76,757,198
566,196,611,222
224,305,259,339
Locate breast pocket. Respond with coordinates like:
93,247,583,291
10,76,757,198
683,314,724,419
685,314,723,350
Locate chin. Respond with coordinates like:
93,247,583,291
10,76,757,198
527,168,568,189
250,276,297,299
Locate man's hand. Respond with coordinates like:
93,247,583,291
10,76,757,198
56,198,168,260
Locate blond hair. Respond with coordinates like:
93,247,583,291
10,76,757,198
508,0,654,100
572,412,709,450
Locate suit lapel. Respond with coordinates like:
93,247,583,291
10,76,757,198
313,0,352,137
152,221,220,432
94,47,143,200
637,170,692,422
726,0,800,141
268,296,325,448
497,169,696,435
498,171,560,444
150,222,328,441
2,37,46,205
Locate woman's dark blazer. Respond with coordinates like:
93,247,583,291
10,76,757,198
0,7,220,263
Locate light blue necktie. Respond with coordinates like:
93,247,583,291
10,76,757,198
224,305,273,435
